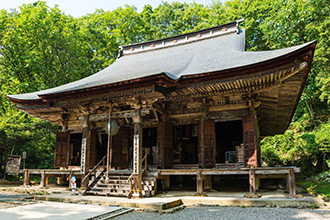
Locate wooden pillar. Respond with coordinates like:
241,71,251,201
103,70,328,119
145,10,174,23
132,112,143,198
196,170,203,194
249,169,256,194
288,168,296,196
40,170,46,187
105,106,112,183
81,115,91,188
23,169,30,187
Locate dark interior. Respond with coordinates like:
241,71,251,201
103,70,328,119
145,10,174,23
212,175,249,191
174,125,198,164
143,127,157,165
216,120,243,163
69,133,82,166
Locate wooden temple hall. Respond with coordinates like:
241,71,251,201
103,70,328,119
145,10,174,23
8,20,316,198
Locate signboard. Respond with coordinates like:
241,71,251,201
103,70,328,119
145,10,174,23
81,138,86,173
5,155,21,175
133,134,139,174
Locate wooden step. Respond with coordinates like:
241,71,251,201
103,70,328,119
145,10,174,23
85,170,158,197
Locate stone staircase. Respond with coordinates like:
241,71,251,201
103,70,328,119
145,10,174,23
85,170,158,197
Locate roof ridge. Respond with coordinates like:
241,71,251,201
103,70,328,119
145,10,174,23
118,19,244,58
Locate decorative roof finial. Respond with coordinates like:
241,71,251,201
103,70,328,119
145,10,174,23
117,46,124,59
236,18,244,34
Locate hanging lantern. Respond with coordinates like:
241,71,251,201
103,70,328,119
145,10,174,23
104,119,120,136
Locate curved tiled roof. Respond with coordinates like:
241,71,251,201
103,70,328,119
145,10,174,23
8,20,315,102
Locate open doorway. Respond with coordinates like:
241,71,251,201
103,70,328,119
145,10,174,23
216,120,243,163
143,127,157,165
173,125,198,164
69,133,82,166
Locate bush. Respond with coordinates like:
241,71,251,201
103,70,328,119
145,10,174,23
261,120,330,176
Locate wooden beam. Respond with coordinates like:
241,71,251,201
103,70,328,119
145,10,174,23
78,109,150,121
208,102,260,112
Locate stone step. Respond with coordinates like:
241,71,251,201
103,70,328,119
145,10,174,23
89,187,155,197
96,179,129,184
86,207,133,220
86,190,129,197
93,184,153,191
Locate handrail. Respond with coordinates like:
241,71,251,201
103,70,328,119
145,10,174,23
82,155,107,184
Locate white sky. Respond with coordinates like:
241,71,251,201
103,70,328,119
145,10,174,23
0,0,224,17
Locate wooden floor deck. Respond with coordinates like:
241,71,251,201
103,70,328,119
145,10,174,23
20,166,300,197
20,169,83,187
157,166,300,196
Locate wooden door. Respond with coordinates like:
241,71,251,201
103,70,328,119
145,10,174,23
89,130,97,168
198,119,216,168
157,121,173,169
112,127,129,169
54,132,69,168
243,115,258,167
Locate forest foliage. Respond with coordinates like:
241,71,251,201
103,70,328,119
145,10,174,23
0,0,329,174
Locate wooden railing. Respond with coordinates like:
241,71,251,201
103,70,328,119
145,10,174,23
81,155,107,186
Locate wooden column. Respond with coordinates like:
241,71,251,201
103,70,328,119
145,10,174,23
288,168,296,196
196,170,203,194
249,169,256,194
81,115,91,188
23,169,30,187
132,112,143,198
40,170,46,187
106,106,112,183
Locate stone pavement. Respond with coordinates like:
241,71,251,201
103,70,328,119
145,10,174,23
0,185,325,213
0,201,128,220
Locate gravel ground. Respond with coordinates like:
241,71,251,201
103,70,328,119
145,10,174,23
1,190,330,220
115,206,330,220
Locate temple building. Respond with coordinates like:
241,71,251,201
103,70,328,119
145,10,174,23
8,20,316,197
